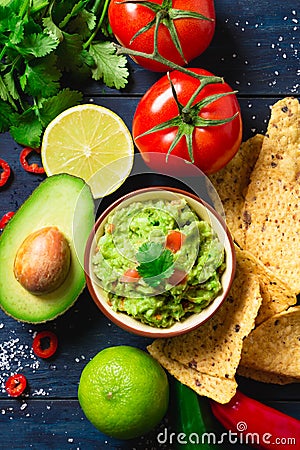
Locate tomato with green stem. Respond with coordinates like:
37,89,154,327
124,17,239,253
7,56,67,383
132,68,242,176
108,0,215,72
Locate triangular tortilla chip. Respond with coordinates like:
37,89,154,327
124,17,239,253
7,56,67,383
148,252,262,403
235,246,296,325
208,134,263,247
240,306,300,379
161,268,261,381
242,98,300,293
237,365,300,385
148,339,237,404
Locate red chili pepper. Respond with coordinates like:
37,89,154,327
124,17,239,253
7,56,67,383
0,158,11,187
5,374,27,397
210,390,300,449
32,331,58,358
0,211,14,230
20,148,45,174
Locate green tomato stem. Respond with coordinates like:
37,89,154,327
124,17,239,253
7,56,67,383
114,43,224,84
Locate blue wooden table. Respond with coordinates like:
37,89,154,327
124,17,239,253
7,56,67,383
0,1,299,448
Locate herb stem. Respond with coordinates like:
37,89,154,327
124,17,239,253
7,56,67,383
19,0,30,19
83,0,110,49
90,0,105,15
31,1,50,15
0,46,6,61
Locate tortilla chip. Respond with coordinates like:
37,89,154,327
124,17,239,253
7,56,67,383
208,134,263,247
235,246,296,325
242,98,300,294
148,252,262,403
240,306,300,379
162,265,262,381
148,339,237,404
237,365,300,385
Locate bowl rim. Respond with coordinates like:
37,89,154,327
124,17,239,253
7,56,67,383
84,186,236,338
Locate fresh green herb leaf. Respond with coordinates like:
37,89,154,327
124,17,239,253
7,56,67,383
89,41,129,89
58,0,89,29
67,9,96,38
0,100,17,133
17,32,59,58
22,54,61,97
55,32,83,71
42,16,64,41
0,0,129,146
4,71,19,100
0,75,12,103
136,242,164,264
10,109,43,148
136,242,175,287
39,88,83,126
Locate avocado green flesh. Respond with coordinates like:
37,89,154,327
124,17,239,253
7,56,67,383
0,174,94,323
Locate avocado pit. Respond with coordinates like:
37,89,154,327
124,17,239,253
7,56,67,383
14,226,71,294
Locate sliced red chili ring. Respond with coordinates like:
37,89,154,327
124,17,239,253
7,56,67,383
20,148,45,174
32,331,58,358
5,373,27,397
0,158,11,187
0,211,14,230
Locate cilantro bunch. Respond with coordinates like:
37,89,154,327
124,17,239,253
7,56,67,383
0,0,129,147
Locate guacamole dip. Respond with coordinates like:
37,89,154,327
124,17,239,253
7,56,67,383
93,197,225,328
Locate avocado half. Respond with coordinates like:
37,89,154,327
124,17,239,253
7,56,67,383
0,174,94,323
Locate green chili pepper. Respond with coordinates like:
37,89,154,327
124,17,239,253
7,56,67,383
174,379,218,449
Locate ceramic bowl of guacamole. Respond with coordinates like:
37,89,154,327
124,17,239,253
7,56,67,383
84,187,236,337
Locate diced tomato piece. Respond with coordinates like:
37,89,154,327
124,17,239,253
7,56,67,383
120,268,141,283
106,223,115,234
166,231,185,253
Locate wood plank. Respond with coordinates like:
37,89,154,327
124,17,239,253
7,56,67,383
0,398,298,449
0,399,169,449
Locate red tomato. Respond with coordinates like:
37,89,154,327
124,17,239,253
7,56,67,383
166,231,185,253
5,374,27,397
32,331,58,359
108,0,215,71
132,68,242,175
120,268,141,283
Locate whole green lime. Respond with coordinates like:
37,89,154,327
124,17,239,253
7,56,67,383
78,345,169,440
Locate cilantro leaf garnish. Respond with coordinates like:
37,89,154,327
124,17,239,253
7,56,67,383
89,42,129,90
0,0,129,147
136,242,174,288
